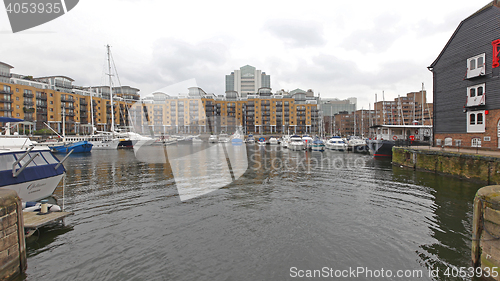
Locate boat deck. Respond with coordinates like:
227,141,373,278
23,211,73,230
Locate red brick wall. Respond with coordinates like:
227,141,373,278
434,108,500,149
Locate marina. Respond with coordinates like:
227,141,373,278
3,1,500,279
9,144,486,280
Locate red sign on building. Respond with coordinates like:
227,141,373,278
492,39,500,68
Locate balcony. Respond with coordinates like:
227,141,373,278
23,92,34,98
0,90,13,95
0,98,13,103
23,101,34,107
0,107,13,111
60,96,74,102
36,93,47,100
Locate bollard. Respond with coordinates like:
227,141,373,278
40,199,48,214
472,185,500,280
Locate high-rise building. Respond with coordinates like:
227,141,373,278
225,65,270,99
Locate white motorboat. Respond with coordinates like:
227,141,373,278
288,135,305,151
302,135,313,149
269,137,279,145
325,136,347,151
208,135,218,143
192,136,203,143
0,128,66,202
347,136,369,153
64,132,120,150
218,133,230,143
280,135,290,148
246,134,255,144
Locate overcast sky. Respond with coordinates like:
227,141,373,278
0,0,492,109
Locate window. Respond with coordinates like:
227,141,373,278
477,113,483,124
471,138,481,147
470,88,475,97
466,84,486,107
467,53,486,78
467,110,485,133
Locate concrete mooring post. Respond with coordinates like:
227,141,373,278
0,189,27,280
472,185,500,280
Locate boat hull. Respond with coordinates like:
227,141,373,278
51,141,93,153
91,139,120,150
367,140,394,158
2,174,64,202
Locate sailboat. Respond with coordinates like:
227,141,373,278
102,45,154,149
64,86,120,149
40,110,93,153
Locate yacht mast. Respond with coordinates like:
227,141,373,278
90,87,94,134
421,82,425,125
107,44,115,136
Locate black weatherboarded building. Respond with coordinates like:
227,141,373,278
429,0,500,149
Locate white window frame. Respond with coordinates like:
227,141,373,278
467,53,486,79
466,83,486,107
467,110,486,133
471,138,482,147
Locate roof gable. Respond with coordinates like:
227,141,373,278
429,1,500,69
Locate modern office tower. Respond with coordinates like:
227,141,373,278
225,65,271,98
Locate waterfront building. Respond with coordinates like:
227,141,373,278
428,0,500,149
0,62,138,135
372,91,432,126
134,87,321,135
0,61,322,136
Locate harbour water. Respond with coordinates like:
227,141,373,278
18,144,484,280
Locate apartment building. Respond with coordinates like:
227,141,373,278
133,87,321,135
0,62,139,135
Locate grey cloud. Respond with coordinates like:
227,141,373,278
341,13,404,53
264,19,326,48
126,38,231,95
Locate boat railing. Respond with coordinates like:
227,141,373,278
12,147,38,177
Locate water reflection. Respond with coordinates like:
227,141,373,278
20,145,485,281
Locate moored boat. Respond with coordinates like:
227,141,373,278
50,140,93,153
218,133,230,143
0,136,66,202
347,136,369,153
289,135,305,151
269,136,279,145
208,135,218,143
302,135,313,150
246,134,255,144
325,136,347,151
311,137,325,152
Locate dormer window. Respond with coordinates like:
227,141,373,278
466,83,485,107
467,53,486,78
